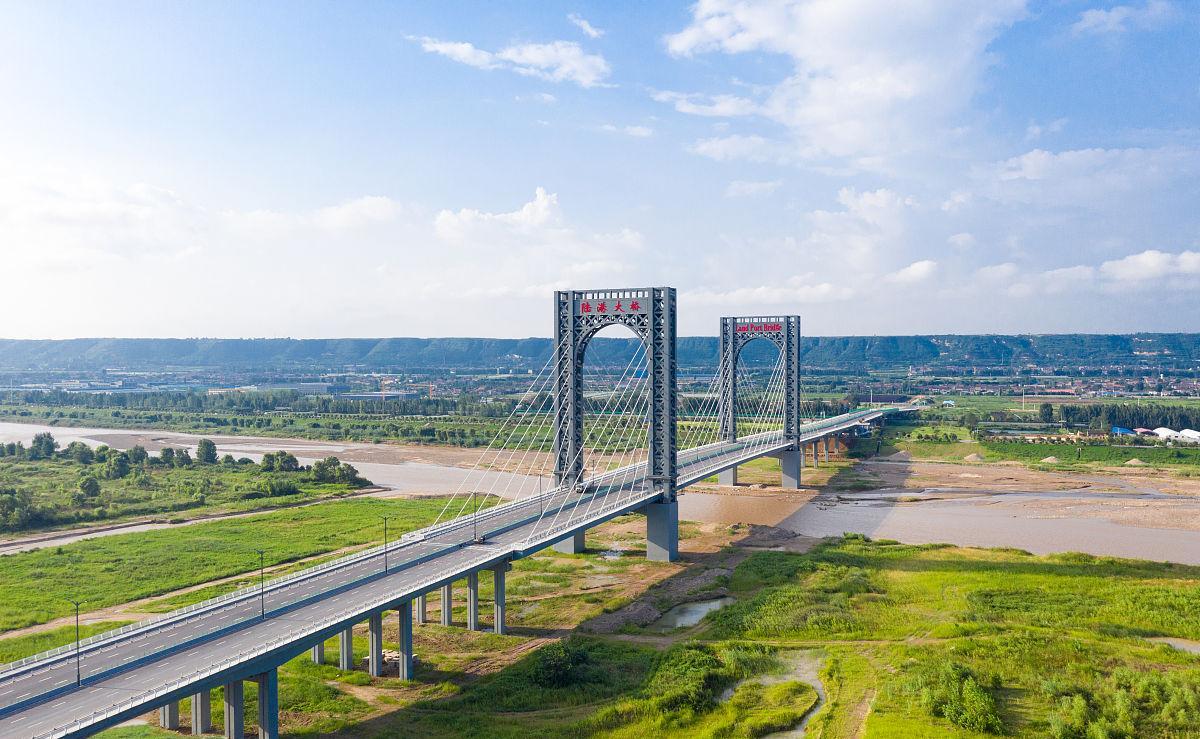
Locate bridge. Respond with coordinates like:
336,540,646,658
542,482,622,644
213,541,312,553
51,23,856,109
0,287,911,738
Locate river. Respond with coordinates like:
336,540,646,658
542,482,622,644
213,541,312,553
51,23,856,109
2,421,1198,565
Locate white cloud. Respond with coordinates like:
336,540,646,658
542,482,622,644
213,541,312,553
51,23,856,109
1099,249,1200,281
886,259,938,284
725,180,782,197
602,124,654,138
568,13,605,39
948,232,975,249
412,36,611,88
651,90,758,117
664,0,1029,164
986,146,1200,205
1071,0,1178,36
940,190,972,212
1025,117,1067,141
686,279,854,306
690,134,782,162
975,262,1017,281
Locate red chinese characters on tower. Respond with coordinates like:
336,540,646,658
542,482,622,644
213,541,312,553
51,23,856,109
580,301,592,314
629,300,641,312
596,301,608,313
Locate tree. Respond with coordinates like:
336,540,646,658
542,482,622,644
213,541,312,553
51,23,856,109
175,449,193,467
65,441,94,465
1039,403,1054,424
961,413,980,431
29,432,58,460
78,475,101,498
128,445,148,464
159,447,176,466
104,453,131,480
196,439,218,465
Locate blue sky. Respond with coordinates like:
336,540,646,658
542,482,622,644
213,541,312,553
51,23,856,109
1,0,1197,339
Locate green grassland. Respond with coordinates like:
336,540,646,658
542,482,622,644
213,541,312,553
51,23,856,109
0,498,448,633
74,535,1200,738
0,453,368,533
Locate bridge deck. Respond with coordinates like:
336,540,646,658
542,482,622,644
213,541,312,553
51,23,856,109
0,408,901,738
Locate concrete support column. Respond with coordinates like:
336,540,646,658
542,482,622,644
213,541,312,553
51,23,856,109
398,601,414,680
645,500,678,562
255,669,279,739
338,627,354,670
440,584,453,626
467,572,480,631
810,442,819,467
415,593,427,624
553,530,585,554
191,690,212,735
159,701,180,730
222,681,243,739
823,437,830,463
368,612,384,677
310,640,324,664
493,565,509,635
717,466,737,485
776,449,800,489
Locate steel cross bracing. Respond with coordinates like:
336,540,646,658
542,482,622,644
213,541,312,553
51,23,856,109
718,316,801,445
553,288,676,503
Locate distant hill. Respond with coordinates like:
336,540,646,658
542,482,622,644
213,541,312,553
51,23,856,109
1,334,1198,372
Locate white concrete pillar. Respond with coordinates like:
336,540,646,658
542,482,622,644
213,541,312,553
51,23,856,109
255,669,278,739
191,690,212,735
415,593,427,624
398,601,414,680
440,584,453,626
553,530,585,554
467,572,480,631
493,565,508,635
776,449,800,489
645,500,678,562
717,466,737,485
811,441,819,467
159,701,180,730
338,627,354,670
310,640,324,664
823,437,830,463
222,681,243,739
368,612,383,677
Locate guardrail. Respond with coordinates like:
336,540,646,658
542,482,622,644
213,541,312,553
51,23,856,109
31,546,508,739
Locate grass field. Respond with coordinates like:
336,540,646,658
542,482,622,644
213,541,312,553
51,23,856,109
0,453,367,534
0,498,447,633
78,534,1200,738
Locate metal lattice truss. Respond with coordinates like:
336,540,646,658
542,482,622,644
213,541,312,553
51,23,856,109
553,288,677,502
718,316,801,445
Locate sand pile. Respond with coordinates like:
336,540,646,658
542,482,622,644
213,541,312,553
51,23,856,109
963,453,985,462
1124,458,1148,467
1041,456,1060,463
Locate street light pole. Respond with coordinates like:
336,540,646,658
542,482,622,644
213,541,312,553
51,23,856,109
254,549,266,619
380,515,392,574
69,599,82,686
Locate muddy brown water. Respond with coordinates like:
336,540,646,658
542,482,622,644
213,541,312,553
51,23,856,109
3,421,1199,565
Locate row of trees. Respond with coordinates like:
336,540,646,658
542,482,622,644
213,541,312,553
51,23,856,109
1059,403,1200,431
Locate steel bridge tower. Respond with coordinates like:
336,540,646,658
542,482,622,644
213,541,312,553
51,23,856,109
716,315,804,488
551,287,678,560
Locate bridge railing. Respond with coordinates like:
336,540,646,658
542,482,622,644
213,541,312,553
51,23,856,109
31,545,509,739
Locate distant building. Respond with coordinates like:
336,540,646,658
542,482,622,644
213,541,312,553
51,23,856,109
1111,426,1135,436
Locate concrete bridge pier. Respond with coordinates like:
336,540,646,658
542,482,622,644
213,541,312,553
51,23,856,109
159,700,179,730
397,600,414,680
310,640,324,664
191,690,212,734
368,612,384,677
415,593,427,624
467,572,480,631
222,681,243,739
645,500,678,562
338,628,354,670
553,530,585,554
255,668,279,739
440,584,453,626
810,442,819,468
823,437,830,462
775,449,801,488
493,563,510,634
718,466,737,485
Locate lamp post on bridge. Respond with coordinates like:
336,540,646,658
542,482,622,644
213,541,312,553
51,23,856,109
380,515,392,574
254,549,266,620
68,598,82,686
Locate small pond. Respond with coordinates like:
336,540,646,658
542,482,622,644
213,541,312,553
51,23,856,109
649,596,735,631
